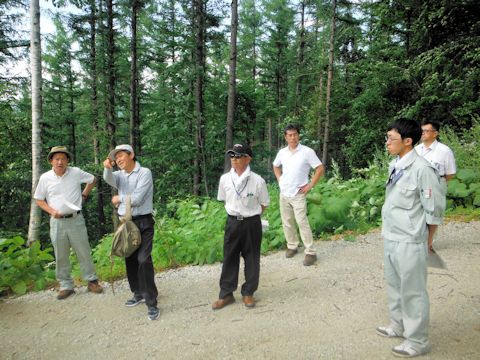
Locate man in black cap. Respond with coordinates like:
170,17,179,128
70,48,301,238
213,144,270,310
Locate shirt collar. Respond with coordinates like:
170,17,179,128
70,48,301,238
422,139,438,151
395,149,417,171
230,165,251,183
122,161,141,176
288,143,303,154
52,167,69,178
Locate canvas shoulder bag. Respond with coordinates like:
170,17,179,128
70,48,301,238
111,195,141,258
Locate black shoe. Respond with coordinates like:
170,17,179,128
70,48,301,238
125,297,145,307
147,306,160,321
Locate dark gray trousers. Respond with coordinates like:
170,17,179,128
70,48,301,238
126,214,158,307
219,215,262,299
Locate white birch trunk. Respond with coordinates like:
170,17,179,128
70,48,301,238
27,0,43,245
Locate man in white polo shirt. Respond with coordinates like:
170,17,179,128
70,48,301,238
34,146,103,300
415,119,456,251
273,124,325,266
213,144,269,310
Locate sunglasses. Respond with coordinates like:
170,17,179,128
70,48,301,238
229,153,246,158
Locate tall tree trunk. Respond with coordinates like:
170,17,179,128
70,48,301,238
322,0,336,166
224,0,238,172
267,116,272,177
169,0,176,98
193,0,208,196
316,71,324,153
106,0,117,229
67,51,76,162
129,0,141,154
106,0,116,151
252,1,257,82
295,0,306,113
89,0,106,236
27,0,42,245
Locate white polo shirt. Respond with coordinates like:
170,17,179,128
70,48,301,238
34,167,95,215
415,140,456,177
217,166,270,217
273,144,322,197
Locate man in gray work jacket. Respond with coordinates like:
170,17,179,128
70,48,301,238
377,119,445,358
103,144,159,321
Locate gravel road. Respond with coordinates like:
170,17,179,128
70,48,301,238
1,221,479,360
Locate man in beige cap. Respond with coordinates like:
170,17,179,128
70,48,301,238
34,146,103,300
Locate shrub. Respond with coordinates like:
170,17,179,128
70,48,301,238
0,236,55,295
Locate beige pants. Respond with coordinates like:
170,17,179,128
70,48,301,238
50,213,97,290
279,193,315,255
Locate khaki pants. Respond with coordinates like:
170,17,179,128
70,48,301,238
279,193,315,255
50,213,97,290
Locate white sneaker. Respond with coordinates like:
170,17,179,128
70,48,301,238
392,342,430,358
376,325,403,338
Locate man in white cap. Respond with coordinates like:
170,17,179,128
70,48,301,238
34,146,103,300
103,144,159,321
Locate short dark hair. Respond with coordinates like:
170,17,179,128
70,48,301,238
387,118,422,146
421,119,440,132
284,124,301,134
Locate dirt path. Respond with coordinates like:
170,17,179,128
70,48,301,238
1,221,479,360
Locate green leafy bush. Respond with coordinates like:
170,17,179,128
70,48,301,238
0,236,55,295
307,157,387,237
441,120,480,210
153,198,226,267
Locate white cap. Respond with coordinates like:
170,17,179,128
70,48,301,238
108,144,134,161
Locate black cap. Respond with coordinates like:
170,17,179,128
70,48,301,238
226,143,253,157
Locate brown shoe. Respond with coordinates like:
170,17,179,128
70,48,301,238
285,248,298,258
212,295,235,310
88,280,103,294
243,295,255,308
303,254,317,266
57,289,75,300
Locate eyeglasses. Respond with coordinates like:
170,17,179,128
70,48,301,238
385,136,402,143
229,153,246,158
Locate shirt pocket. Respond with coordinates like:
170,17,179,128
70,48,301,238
396,183,417,210
243,192,257,208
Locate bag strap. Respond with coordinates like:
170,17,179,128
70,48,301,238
124,194,133,221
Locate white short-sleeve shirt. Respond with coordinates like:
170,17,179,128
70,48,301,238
34,167,95,214
415,140,456,177
273,144,322,197
217,166,270,217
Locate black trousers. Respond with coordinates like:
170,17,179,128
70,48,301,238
126,214,158,307
219,215,262,299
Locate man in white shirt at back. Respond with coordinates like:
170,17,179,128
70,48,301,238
273,124,324,266
415,119,456,251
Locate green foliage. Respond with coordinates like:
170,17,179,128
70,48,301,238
0,236,55,295
441,120,480,209
307,157,387,236
90,235,126,281
153,198,226,267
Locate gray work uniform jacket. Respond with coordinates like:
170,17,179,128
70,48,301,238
381,150,446,243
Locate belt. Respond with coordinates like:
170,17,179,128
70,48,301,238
228,214,259,221
59,210,81,219
132,213,152,221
